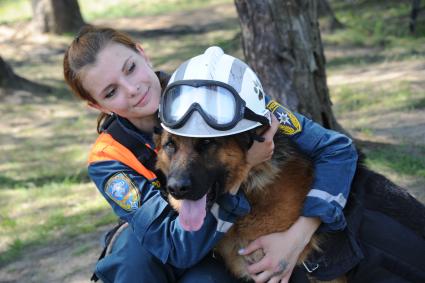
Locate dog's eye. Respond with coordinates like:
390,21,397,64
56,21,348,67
201,139,215,146
164,140,176,154
196,138,216,151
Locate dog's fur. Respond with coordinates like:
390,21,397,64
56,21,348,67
154,128,327,281
154,128,425,282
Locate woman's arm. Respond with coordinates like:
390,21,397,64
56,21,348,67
88,160,250,269
87,117,279,269
290,111,357,231
240,216,321,283
239,97,358,282
266,96,358,231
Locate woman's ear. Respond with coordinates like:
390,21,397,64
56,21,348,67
88,101,109,114
136,43,145,54
136,44,153,67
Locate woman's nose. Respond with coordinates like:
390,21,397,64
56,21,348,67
121,79,138,97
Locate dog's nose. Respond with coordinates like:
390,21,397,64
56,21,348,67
167,176,192,197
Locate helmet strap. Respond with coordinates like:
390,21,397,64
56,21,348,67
250,131,265,143
246,130,265,150
244,107,270,126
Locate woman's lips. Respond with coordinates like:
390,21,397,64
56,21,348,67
135,87,150,107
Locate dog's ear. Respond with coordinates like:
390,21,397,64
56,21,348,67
234,131,254,151
153,126,163,149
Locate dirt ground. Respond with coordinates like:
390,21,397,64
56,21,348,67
0,226,108,283
0,3,424,282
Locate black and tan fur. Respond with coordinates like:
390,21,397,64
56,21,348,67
154,128,333,281
154,128,425,282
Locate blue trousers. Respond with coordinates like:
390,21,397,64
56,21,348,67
94,225,243,283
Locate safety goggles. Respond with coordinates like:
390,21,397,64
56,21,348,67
160,80,269,130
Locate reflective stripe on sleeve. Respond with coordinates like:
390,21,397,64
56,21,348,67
307,189,347,207
210,203,233,233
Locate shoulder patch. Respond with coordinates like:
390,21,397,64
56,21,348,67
104,172,140,211
266,100,302,135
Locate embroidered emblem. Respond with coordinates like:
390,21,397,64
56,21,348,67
266,100,302,135
151,180,161,189
105,172,140,211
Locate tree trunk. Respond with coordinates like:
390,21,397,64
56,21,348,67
0,56,51,93
234,0,341,131
317,0,344,30
31,0,85,34
0,56,21,88
409,0,421,34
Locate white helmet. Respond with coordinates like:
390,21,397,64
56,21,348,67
159,46,271,138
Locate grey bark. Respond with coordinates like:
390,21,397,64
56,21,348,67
0,56,21,88
31,0,85,34
234,0,342,131
0,56,51,93
317,0,344,30
409,0,421,34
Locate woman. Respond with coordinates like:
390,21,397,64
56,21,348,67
63,25,357,283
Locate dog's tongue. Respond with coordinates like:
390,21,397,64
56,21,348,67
179,194,207,232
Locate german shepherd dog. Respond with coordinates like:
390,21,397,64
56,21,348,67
154,127,425,282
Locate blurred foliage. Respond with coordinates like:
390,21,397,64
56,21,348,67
81,0,230,20
0,0,231,24
325,0,424,47
332,81,425,113
0,0,31,24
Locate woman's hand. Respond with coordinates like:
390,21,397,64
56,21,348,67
246,115,279,169
239,217,321,283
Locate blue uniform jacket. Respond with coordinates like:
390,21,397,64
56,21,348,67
291,115,357,231
88,102,357,269
89,133,250,268
264,96,358,231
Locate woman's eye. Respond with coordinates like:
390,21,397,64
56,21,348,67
128,62,136,73
105,88,116,99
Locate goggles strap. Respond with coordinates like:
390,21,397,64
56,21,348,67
251,132,265,142
244,107,269,126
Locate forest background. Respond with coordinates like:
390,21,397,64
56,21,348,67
0,0,424,282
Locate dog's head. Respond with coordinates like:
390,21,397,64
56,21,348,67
154,130,255,231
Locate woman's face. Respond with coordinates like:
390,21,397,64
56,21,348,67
82,42,161,124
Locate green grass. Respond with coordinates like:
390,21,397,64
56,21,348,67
332,81,425,114
0,182,115,265
363,145,425,178
0,101,97,189
326,49,425,68
81,0,231,21
323,0,425,68
0,0,231,24
324,0,425,199
0,0,32,24
325,0,425,47
330,79,425,188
